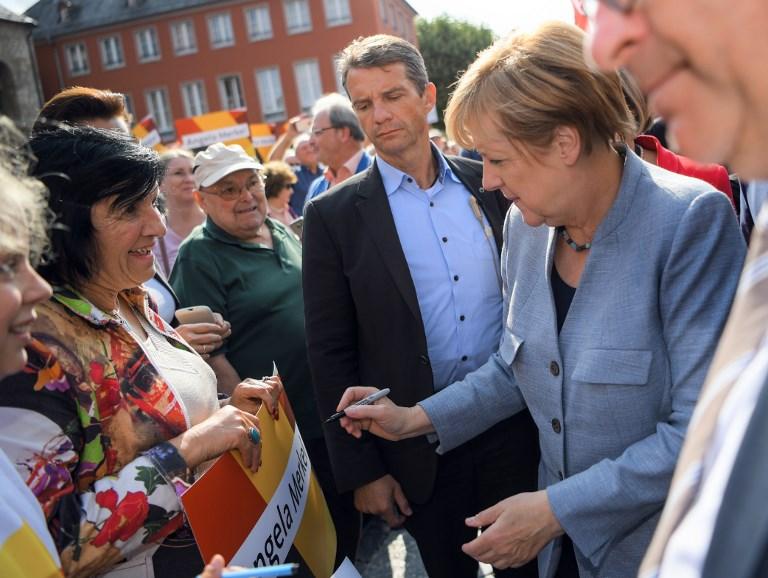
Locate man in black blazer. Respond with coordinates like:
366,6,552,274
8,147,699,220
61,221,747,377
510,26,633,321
302,34,539,577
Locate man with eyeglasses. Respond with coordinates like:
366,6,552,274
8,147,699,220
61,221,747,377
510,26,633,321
585,1,768,577
303,93,372,208
171,143,362,567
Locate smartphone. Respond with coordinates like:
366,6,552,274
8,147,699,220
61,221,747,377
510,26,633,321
174,305,216,325
293,116,312,133
289,216,304,238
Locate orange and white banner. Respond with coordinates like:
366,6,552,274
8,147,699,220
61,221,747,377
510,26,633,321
132,115,162,150
250,123,276,163
175,109,256,157
182,391,338,576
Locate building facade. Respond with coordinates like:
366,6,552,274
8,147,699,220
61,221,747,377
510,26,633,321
0,6,44,131
27,0,418,140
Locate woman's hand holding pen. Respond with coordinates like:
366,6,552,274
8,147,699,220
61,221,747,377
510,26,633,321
337,386,435,440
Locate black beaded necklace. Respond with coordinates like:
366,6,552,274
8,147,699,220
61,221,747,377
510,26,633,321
557,226,591,252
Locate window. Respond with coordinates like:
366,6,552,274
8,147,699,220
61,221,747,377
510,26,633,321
245,4,273,41
293,59,322,112
218,75,245,110
208,13,234,48
65,43,89,75
181,81,208,117
255,67,285,122
171,20,197,55
145,88,172,133
100,35,124,69
323,0,351,27
135,27,160,62
283,0,311,35
123,93,134,118
332,55,345,95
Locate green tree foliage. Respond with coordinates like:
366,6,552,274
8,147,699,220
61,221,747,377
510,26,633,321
416,15,495,129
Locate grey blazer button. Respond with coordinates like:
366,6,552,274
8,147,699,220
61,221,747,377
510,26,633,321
419,354,430,366
550,361,560,376
551,418,562,434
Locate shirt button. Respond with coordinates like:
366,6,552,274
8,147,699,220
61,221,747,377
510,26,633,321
453,275,459,282
549,361,560,376
442,236,448,243
419,354,430,366
459,315,465,321
429,201,434,207
461,355,468,362
551,418,562,434
407,177,413,183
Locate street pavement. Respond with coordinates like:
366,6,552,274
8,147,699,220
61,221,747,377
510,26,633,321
355,518,493,578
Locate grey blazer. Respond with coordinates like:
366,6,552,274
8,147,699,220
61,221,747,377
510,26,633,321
420,150,746,578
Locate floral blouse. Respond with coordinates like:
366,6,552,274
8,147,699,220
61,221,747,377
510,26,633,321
0,287,203,577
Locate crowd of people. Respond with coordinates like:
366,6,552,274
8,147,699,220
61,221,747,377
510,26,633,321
2,1,768,576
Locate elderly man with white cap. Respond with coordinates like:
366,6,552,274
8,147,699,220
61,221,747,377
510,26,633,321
170,143,361,566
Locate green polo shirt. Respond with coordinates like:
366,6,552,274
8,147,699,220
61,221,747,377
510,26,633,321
170,218,321,441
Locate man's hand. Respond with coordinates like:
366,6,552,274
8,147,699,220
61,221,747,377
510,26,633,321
462,490,563,569
354,474,413,528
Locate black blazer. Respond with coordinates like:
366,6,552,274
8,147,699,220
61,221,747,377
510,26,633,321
302,155,534,503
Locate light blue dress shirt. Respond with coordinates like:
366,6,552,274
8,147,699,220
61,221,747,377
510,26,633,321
378,148,502,390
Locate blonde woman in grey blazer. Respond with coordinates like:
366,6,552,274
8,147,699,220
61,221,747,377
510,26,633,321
333,23,746,578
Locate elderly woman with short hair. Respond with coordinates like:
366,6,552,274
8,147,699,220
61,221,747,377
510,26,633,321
0,125,280,577
334,22,746,578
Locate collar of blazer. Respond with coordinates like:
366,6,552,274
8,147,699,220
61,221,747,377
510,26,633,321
353,153,507,252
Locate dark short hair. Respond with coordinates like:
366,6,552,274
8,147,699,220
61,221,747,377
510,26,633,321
262,160,298,199
29,124,161,288
337,34,429,96
34,86,131,132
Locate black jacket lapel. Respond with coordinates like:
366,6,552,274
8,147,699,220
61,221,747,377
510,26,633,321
354,163,423,324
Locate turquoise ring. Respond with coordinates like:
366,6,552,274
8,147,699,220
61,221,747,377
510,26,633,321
248,427,261,445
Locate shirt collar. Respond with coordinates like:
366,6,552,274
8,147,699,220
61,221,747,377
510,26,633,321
378,143,459,196
204,216,281,249
324,149,365,185
53,286,150,327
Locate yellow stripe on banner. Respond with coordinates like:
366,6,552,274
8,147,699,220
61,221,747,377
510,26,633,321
0,522,62,578
240,405,295,497
293,472,337,577
132,125,149,139
195,111,238,131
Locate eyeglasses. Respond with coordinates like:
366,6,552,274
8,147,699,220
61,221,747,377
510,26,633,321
579,0,638,19
203,177,264,201
311,126,337,137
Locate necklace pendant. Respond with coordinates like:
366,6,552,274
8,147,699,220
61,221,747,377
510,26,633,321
558,226,592,252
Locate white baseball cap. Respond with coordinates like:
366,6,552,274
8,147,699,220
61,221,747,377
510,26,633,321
193,143,262,189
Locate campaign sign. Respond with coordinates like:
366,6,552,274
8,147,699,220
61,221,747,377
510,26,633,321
175,109,256,157
181,392,337,576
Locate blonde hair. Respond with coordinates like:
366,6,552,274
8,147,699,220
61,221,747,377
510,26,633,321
619,69,653,135
0,116,49,265
445,22,634,156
